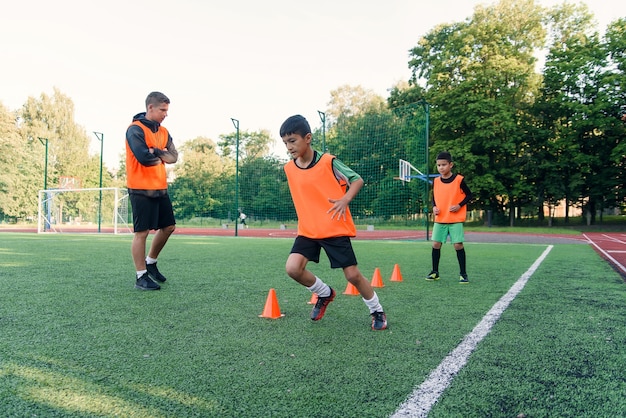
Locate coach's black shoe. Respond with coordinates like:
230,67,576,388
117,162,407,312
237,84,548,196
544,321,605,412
146,262,167,283
311,288,336,321
459,274,469,284
371,311,388,330
425,271,440,281
135,273,161,290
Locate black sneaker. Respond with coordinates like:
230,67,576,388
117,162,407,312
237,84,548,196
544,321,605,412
371,311,387,330
311,287,336,321
135,272,160,290
425,271,440,281
146,262,167,283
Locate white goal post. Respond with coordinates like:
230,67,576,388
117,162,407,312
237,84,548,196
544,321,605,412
37,187,132,234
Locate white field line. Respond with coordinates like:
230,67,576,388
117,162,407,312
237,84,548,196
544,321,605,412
583,233,626,275
390,245,554,418
601,233,626,245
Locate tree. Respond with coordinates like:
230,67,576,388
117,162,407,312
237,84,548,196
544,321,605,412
238,156,295,222
217,129,274,162
325,85,386,126
603,18,626,211
19,88,105,188
539,7,624,223
408,0,546,224
0,89,114,222
16,88,114,223
170,137,234,219
0,104,41,220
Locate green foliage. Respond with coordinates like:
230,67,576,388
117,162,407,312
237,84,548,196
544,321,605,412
169,137,234,219
326,103,429,222
398,0,626,225
539,8,625,222
238,157,295,222
0,104,40,220
0,90,118,222
408,0,545,219
168,102,430,229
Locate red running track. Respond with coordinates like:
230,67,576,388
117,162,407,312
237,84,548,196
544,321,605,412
583,233,626,278
1,226,624,278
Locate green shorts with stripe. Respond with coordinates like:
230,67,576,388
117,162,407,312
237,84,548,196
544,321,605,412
432,222,465,244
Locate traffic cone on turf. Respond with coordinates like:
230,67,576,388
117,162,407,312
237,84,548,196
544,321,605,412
390,264,403,282
371,267,385,288
259,288,285,319
307,293,318,305
343,282,360,295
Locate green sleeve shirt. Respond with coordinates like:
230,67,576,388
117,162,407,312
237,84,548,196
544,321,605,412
313,150,361,184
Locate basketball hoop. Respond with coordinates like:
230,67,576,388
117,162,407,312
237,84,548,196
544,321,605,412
397,159,437,184
59,176,81,189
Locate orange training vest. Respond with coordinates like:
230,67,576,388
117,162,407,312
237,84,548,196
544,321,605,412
284,153,357,239
433,174,467,223
126,121,169,190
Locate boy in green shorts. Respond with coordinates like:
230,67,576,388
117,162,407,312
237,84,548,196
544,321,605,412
425,151,473,283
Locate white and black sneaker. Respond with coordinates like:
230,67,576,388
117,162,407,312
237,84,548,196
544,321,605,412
135,272,160,290
146,262,167,283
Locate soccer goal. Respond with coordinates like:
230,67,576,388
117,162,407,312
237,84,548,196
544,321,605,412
37,187,132,234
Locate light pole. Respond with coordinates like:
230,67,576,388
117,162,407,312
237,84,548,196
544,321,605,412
37,137,49,191
36,137,49,231
230,118,240,237
93,132,104,233
421,100,431,241
317,111,326,153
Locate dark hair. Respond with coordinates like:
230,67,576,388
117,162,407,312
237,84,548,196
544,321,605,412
436,151,452,162
145,91,170,108
280,115,311,137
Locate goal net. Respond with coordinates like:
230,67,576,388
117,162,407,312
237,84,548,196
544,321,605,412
37,187,131,234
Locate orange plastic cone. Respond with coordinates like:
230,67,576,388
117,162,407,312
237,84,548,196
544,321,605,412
343,282,360,295
259,288,285,319
307,293,318,305
371,268,385,288
390,264,403,282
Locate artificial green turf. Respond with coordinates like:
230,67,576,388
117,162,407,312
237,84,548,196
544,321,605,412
430,244,626,418
0,233,624,417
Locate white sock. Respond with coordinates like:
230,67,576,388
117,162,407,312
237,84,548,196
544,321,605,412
146,256,157,265
363,292,383,314
136,269,147,279
307,276,331,298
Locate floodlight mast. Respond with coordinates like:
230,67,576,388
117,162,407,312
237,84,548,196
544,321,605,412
421,99,431,241
317,110,326,153
30,137,49,231
231,118,240,237
93,132,104,233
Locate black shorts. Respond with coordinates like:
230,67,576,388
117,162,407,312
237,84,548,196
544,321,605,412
290,236,358,269
130,193,176,232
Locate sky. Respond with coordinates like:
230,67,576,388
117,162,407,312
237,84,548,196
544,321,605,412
1,0,620,170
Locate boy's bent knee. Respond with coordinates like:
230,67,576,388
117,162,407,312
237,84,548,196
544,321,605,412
343,265,363,283
285,260,304,279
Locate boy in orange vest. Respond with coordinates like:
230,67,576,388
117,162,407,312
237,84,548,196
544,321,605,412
425,151,472,283
280,115,387,330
